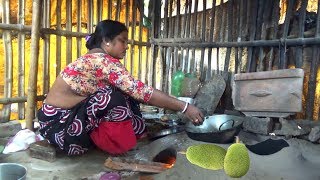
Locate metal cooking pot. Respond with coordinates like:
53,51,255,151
185,114,244,144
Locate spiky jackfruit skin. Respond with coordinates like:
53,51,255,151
224,143,250,178
186,144,227,170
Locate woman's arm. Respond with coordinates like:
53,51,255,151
147,89,204,125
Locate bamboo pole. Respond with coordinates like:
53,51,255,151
76,0,82,58
181,0,188,72
97,0,103,22
207,0,216,79
150,37,320,48
0,96,45,105
56,0,62,78
124,0,130,68
246,0,258,72
42,0,50,95
138,1,143,80
191,0,199,73
116,0,121,21
200,0,207,81
18,0,26,120
295,0,308,68
235,0,243,73
185,0,192,73
173,0,181,73
26,0,42,130
224,0,233,72
131,0,137,75
108,0,112,20
257,0,268,72
152,0,161,87
306,0,320,120
267,0,280,70
88,0,93,33
280,0,295,69
66,0,72,65
1,0,13,122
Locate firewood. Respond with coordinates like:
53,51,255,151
104,157,171,173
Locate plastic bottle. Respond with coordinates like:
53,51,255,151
171,70,185,97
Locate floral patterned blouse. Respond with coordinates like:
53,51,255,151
60,53,154,102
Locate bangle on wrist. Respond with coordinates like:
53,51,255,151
181,102,189,113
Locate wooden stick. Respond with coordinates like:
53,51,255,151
199,0,207,81
104,157,170,173
267,0,279,71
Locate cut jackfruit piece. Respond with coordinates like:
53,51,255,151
186,144,227,170
224,138,250,178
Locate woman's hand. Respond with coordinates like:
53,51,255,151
184,104,204,125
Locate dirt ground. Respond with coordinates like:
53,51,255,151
1,131,320,180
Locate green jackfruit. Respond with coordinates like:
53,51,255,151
186,144,227,170
224,138,250,178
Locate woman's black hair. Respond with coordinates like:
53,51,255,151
85,20,128,50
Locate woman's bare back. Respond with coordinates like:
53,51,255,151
44,76,87,109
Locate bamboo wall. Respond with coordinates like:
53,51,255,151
0,0,319,129
0,0,150,128
149,0,320,120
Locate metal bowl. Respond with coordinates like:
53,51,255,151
185,114,244,144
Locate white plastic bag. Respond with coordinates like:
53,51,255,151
3,129,44,154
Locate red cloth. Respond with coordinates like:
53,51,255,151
89,120,137,154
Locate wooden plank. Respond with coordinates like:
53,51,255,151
42,0,50,95
26,0,42,130
138,1,143,80
88,0,93,33
18,0,26,119
257,0,269,72
1,0,13,122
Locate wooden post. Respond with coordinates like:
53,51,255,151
131,0,137,75
26,0,42,130
199,0,207,81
